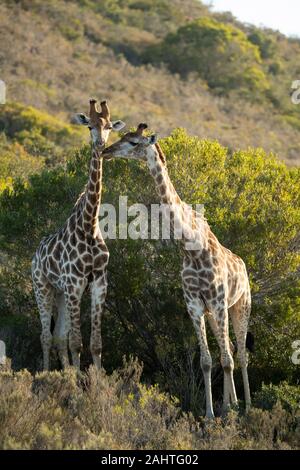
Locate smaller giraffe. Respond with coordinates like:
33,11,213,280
103,124,252,418
32,99,125,370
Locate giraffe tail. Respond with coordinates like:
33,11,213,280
246,331,255,353
231,331,255,355
50,315,55,334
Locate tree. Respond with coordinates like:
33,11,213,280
144,17,269,98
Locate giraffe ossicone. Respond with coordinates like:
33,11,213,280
32,99,125,371
103,124,252,418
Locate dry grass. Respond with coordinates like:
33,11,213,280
0,358,299,450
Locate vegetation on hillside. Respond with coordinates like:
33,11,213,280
0,136,43,191
0,102,85,159
0,102,86,190
1,0,300,163
144,17,269,98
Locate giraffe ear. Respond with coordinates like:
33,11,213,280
149,134,158,144
111,120,126,131
74,113,90,126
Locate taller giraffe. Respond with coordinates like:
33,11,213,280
103,124,252,418
32,100,125,370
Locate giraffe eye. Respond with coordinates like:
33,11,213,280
129,141,138,146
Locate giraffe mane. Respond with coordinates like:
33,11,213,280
155,142,167,166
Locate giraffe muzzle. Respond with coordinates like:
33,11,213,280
93,140,105,149
102,147,113,159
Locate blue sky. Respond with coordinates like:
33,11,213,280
202,0,300,37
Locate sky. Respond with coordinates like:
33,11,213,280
202,0,300,37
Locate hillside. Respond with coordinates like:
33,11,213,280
0,0,300,163
0,102,85,189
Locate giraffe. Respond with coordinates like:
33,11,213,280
102,124,252,418
31,99,125,371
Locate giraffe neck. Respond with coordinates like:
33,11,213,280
146,143,181,207
77,148,103,236
146,143,207,250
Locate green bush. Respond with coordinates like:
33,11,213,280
0,134,44,191
0,102,85,160
254,382,300,413
144,17,270,97
248,29,276,59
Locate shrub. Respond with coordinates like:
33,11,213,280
144,17,270,97
248,29,276,59
0,102,85,160
0,134,44,190
254,382,300,413
0,361,299,450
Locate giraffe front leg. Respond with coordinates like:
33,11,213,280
32,281,55,371
53,292,70,369
90,270,107,369
185,296,214,419
65,285,84,370
216,307,238,413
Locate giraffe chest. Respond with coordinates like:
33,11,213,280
181,250,248,310
38,230,108,289
60,235,109,275
181,251,227,306
182,262,221,299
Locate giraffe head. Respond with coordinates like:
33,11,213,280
75,99,125,148
102,123,159,161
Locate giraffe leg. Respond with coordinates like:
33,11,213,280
32,281,55,371
207,312,236,354
90,270,107,369
206,312,229,407
186,297,214,419
216,307,238,413
65,284,85,370
206,312,236,406
53,292,70,369
229,291,251,412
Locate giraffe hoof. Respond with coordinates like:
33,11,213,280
205,411,215,420
221,404,231,416
245,403,251,413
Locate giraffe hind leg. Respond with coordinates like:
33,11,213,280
214,306,238,414
186,297,215,419
229,291,251,411
206,312,237,407
90,271,108,369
